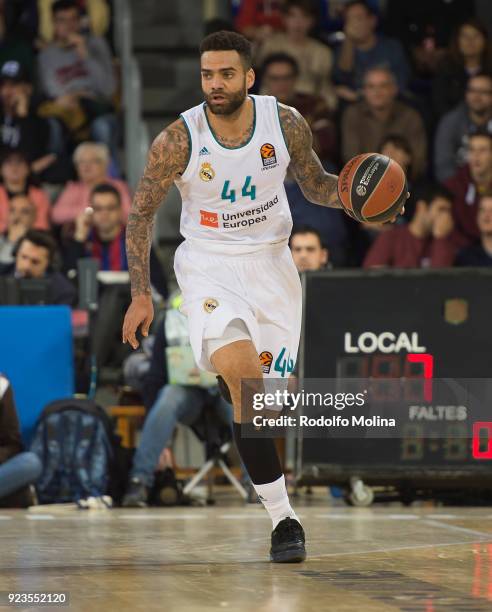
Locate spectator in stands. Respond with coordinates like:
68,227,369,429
37,0,117,161
445,132,492,247
38,0,111,43
255,0,337,110
0,373,41,508
333,0,410,103
0,60,67,182
63,184,166,374
122,293,233,508
434,73,492,183
384,0,474,62
342,67,427,179
0,194,36,265
0,149,50,233
52,142,131,225
64,183,127,271
260,53,337,164
455,194,492,266
432,19,492,118
289,226,329,271
234,0,285,47
63,183,167,296
0,229,76,306
363,183,456,268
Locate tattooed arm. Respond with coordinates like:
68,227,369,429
278,103,342,209
122,119,189,348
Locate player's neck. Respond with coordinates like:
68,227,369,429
206,97,254,147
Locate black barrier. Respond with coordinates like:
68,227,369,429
296,269,492,494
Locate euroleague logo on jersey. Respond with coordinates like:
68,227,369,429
260,142,277,169
259,351,273,374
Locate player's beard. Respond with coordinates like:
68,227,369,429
204,84,247,116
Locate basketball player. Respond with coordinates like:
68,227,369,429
122,31,401,563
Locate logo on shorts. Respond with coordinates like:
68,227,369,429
356,184,367,196
259,351,273,374
203,298,219,313
260,143,277,168
200,209,219,228
199,162,215,181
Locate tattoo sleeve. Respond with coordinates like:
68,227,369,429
126,119,189,297
278,103,342,209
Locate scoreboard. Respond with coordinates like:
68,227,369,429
297,268,492,496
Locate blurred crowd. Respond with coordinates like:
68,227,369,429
2,0,492,508
231,0,492,268
1,0,492,383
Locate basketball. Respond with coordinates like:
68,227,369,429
338,153,407,223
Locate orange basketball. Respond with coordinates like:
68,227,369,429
337,153,407,223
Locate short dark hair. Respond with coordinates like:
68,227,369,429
90,183,121,206
344,0,376,17
262,53,299,78
199,30,252,70
379,134,412,157
468,72,492,85
52,0,79,15
0,148,30,166
283,0,318,18
18,230,57,264
468,130,492,147
479,192,492,204
290,225,324,248
411,182,453,207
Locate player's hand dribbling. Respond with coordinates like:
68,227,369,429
122,295,154,349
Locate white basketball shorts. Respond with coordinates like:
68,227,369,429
174,238,302,377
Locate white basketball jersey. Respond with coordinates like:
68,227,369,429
175,95,292,246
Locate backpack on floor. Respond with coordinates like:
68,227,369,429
30,398,117,504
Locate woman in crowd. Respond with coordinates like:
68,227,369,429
432,18,492,117
51,142,131,225
0,149,50,233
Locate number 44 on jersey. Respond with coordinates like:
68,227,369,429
221,176,256,204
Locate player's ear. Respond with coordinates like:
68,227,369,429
246,67,255,91
322,248,329,266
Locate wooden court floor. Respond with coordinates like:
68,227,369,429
2,494,492,611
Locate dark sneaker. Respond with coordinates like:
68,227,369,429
122,478,148,508
270,517,306,563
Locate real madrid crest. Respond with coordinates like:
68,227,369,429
199,162,215,182
203,298,219,313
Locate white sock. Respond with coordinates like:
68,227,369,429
253,474,300,529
